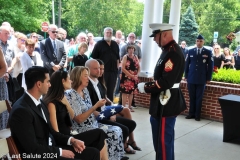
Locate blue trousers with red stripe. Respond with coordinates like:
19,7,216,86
150,116,176,160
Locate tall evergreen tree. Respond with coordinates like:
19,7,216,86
179,5,199,46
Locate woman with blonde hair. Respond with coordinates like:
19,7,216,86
8,33,27,86
72,42,89,67
213,44,224,69
65,66,126,160
223,47,235,69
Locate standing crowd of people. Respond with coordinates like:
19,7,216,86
0,21,143,160
1,19,240,160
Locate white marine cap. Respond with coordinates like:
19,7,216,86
149,23,175,37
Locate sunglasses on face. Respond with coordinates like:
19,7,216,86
51,31,58,34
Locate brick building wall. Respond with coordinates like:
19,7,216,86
135,77,240,122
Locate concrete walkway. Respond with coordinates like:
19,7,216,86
127,107,240,160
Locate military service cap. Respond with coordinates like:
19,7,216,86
197,34,204,40
149,23,175,37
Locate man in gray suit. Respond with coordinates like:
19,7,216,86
40,24,66,75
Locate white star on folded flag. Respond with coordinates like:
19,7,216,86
99,113,105,119
111,108,116,114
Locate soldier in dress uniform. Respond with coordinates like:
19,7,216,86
137,23,186,160
185,34,214,121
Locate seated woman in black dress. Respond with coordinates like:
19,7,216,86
213,45,224,69
43,70,108,160
223,47,235,69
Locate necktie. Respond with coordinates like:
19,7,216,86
37,104,43,116
197,49,200,55
53,40,57,55
37,103,55,146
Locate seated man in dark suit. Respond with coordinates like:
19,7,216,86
40,24,66,75
86,59,141,155
9,66,100,160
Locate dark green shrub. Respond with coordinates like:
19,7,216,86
212,68,240,84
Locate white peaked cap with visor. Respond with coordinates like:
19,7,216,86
149,23,175,37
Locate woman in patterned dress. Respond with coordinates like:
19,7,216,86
65,66,125,160
120,45,140,112
0,26,13,130
0,47,8,130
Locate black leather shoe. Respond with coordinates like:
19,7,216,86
121,156,129,160
195,118,200,121
185,115,195,119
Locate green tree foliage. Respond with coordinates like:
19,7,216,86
230,39,238,51
163,0,240,46
0,0,51,33
179,6,199,46
62,0,144,37
198,0,240,45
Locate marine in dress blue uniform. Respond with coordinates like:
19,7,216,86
138,23,186,160
185,34,214,121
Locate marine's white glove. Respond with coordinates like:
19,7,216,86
138,82,146,93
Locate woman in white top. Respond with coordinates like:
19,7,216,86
8,33,27,86
20,39,43,90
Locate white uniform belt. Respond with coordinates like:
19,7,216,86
171,83,180,88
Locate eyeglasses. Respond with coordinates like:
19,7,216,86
32,36,38,38
215,48,219,49
129,36,135,38
19,39,25,43
51,31,58,34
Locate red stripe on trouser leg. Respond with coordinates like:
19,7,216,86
161,117,166,160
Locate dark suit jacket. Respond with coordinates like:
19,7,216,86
185,47,213,84
40,38,66,70
9,93,70,157
87,81,110,112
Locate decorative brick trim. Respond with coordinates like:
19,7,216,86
135,77,240,122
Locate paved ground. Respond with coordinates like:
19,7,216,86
127,107,240,160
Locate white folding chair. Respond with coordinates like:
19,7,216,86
0,100,21,160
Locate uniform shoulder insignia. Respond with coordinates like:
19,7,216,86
165,59,174,72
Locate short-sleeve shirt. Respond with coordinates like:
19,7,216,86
120,43,142,59
91,39,120,72
213,54,224,68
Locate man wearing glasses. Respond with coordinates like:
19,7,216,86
40,24,66,75
184,34,214,121
180,41,188,59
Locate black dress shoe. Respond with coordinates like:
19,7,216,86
121,156,129,160
195,118,200,121
185,115,195,119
